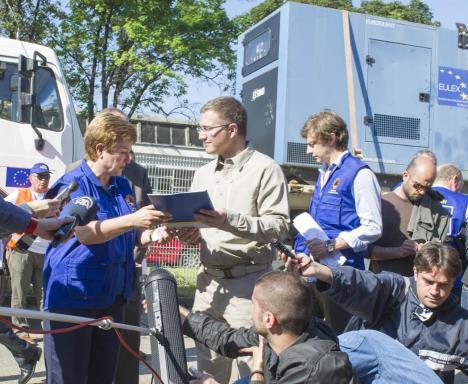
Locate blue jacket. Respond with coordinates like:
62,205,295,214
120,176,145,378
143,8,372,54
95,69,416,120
323,266,468,373
295,153,368,269
43,160,137,309
432,186,467,237
0,196,31,238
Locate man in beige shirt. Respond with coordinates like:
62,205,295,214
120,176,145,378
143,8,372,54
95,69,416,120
178,96,290,383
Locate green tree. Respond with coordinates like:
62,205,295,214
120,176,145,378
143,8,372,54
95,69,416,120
358,0,439,26
0,0,62,42
52,0,237,120
237,0,438,31
236,0,353,30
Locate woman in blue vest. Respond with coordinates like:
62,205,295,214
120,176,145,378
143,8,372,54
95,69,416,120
43,112,171,384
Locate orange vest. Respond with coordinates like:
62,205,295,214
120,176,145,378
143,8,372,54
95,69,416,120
7,189,33,249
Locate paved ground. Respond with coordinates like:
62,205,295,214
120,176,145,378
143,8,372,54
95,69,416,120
0,313,197,384
0,314,467,383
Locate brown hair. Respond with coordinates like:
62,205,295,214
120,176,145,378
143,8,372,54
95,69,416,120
200,96,247,137
255,271,311,336
84,112,136,161
414,242,462,279
300,111,349,150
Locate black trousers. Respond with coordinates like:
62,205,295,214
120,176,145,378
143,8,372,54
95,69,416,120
0,322,34,365
44,298,124,384
114,294,142,384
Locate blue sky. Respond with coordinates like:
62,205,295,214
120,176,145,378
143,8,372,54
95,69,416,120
162,0,467,118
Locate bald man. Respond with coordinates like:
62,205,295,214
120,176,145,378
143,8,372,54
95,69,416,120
368,152,450,276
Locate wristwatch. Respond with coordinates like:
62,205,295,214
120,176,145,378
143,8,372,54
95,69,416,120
325,239,336,255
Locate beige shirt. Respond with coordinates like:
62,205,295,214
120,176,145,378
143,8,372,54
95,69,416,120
191,147,290,268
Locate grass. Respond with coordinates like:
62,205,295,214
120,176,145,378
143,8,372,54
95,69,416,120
157,267,197,299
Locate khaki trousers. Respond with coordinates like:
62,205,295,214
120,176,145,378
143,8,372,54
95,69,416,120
6,248,44,328
192,266,272,384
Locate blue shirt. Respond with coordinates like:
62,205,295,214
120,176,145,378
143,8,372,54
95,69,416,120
43,160,137,309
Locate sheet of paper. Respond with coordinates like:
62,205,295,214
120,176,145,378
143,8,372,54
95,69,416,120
293,212,347,267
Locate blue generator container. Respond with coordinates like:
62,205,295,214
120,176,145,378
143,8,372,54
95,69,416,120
236,2,468,179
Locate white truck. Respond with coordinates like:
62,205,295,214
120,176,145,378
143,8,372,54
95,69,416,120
0,37,84,193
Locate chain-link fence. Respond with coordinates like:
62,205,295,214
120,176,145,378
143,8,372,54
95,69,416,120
135,153,211,288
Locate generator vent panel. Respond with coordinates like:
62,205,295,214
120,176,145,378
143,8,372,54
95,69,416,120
287,142,320,166
373,114,421,141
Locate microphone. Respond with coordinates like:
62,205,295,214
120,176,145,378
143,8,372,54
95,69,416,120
55,180,79,209
144,268,189,384
15,181,80,251
51,196,98,247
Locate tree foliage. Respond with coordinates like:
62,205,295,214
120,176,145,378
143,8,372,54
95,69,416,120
237,0,438,31
51,0,238,120
0,0,62,42
358,0,439,26
0,0,238,120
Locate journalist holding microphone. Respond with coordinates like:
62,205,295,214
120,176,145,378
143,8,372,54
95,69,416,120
42,112,171,384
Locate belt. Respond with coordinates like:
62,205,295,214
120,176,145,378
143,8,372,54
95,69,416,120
202,263,269,279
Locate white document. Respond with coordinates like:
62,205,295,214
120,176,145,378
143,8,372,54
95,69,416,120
293,212,347,267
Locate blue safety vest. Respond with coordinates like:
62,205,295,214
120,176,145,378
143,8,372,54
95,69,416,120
432,186,468,237
295,153,368,269
43,160,137,309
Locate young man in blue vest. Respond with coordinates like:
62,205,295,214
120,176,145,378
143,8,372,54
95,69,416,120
294,111,382,333
432,163,467,299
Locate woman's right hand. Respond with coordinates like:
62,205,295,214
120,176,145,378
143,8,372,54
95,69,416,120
131,205,171,229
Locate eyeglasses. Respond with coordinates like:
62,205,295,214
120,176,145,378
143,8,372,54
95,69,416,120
407,173,430,192
196,123,230,136
34,173,50,181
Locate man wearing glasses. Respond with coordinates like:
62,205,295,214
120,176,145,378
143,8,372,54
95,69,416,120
177,96,290,383
5,162,54,341
368,152,450,276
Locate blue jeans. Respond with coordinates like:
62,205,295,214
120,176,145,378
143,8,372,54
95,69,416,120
461,284,468,310
338,330,442,384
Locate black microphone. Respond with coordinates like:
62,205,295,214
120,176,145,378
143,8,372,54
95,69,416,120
15,181,80,252
144,268,189,384
51,196,98,247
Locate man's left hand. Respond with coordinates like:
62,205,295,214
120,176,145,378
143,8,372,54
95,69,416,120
305,239,329,260
194,209,227,228
239,335,265,373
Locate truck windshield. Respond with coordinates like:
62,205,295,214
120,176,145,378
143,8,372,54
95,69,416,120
0,62,63,131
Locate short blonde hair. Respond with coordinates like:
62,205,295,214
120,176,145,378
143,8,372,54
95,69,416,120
435,164,463,184
84,112,136,161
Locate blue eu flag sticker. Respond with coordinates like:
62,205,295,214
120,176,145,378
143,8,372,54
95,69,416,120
6,167,31,188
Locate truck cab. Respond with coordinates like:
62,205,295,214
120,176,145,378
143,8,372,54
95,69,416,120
0,37,84,192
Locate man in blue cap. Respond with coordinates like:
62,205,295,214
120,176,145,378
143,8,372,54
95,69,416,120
5,162,54,341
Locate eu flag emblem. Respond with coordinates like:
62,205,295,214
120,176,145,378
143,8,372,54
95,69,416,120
437,66,468,109
6,167,31,188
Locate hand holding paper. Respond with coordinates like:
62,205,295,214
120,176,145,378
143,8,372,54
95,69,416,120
293,212,346,267
194,208,227,228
